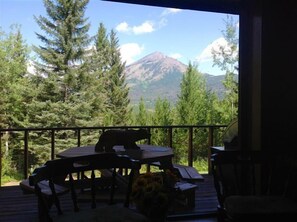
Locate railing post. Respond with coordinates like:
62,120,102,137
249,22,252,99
168,127,173,148
51,130,55,160
147,127,151,145
77,129,81,147
188,127,193,167
0,132,2,186
208,126,214,174
24,130,29,179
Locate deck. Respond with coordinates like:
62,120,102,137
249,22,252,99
0,174,218,222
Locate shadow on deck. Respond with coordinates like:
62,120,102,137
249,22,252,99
0,174,218,222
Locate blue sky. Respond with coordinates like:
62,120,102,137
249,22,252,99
0,0,239,76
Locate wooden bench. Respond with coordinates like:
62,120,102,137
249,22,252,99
149,162,203,208
173,163,204,182
150,162,204,182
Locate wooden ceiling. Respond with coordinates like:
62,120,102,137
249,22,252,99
103,0,241,14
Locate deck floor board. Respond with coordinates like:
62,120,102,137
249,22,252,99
0,174,218,221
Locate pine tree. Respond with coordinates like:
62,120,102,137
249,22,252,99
151,97,173,146
134,97,149,126
89,25,131,126
104,29,131,126
0,25,29,129
0,29,10,129
33,0,91,102
85,23,110,126
176,63,208,125
175,63,210,161
152,97,173,126
0,25,31,177
29,0,93,162
91,23,110,74
31,0,93,127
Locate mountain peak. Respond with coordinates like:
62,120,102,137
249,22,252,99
125,51,187,82
138,51,167,62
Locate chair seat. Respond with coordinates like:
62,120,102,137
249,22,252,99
225,195,297,219
52,205,149,222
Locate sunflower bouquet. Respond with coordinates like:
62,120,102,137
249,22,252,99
131,170,180,221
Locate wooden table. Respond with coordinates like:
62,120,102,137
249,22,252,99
56,144,174,169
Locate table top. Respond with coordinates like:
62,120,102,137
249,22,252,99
56,144,174,165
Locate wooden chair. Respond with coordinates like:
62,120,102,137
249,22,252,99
28,153,149,222
211,150,297,222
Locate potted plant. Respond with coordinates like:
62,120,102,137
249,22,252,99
131,170,180,221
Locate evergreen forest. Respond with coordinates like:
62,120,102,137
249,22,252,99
0,0,238,184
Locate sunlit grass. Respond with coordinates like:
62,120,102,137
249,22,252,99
193,158,208,174
1,173,23,186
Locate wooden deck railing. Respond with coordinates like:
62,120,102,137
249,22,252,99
0,125,227,186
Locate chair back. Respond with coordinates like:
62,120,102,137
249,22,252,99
211,150,292,208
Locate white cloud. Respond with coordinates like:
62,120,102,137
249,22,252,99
169,53,182,60
119,43,144,65
116,8,181,36
115,22,129,32
161,8,182,16
132,21,154,34
196,37,228,63
116,21,154,35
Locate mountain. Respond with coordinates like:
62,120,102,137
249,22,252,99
125,51,187,82
124,51,228,108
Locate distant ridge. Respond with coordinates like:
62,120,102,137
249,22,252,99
124,51,228,108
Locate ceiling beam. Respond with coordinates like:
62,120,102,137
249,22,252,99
102,0,240,14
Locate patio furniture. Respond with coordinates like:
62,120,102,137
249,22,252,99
21,153,149,222
57,144,199,209
211,150,297,222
